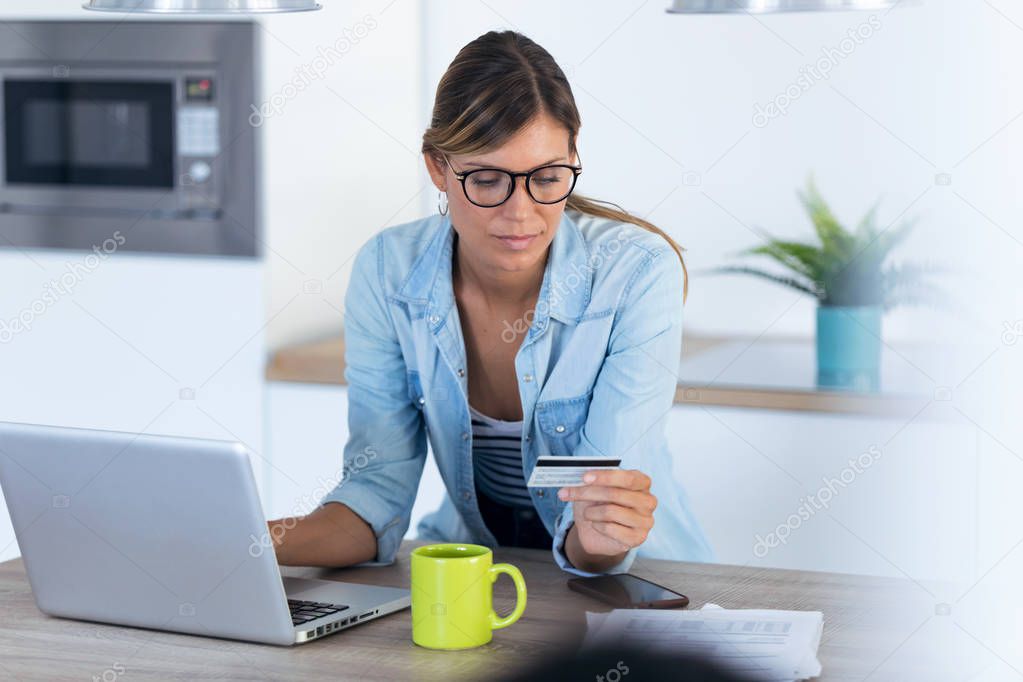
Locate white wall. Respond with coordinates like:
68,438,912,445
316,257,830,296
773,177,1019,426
4,1,1013,354
418,0,1015,351
256,0,425,351
7,1,1012,352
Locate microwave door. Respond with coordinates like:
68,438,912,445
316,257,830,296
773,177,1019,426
3,79,174,190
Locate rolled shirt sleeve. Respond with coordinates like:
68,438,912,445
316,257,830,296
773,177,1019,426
550,245,685,576
318,234,428,565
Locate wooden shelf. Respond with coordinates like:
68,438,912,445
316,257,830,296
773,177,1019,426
268,334,930,416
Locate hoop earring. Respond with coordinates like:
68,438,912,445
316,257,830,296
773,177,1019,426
437,191,449,216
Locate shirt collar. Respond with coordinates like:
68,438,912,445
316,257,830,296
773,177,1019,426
393,211,592,329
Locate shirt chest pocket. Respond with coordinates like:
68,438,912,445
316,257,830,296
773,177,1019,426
536,393,591,456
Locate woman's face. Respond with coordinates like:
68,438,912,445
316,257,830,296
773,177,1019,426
426,114,576,276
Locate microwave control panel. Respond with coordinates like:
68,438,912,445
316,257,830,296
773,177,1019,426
176,75,220,205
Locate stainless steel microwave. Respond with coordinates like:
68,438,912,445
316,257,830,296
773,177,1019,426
0,21,260,258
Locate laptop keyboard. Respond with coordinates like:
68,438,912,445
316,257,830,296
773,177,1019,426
288,599,350,626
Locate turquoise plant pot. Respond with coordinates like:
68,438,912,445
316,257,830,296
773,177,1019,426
816,305,882,392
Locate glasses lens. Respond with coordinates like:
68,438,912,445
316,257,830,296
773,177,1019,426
465,170,512,207
528,166,576,203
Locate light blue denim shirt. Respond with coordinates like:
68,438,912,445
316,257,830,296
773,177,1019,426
320,209,714,576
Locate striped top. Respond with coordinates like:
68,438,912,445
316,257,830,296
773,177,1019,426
469,404,533,509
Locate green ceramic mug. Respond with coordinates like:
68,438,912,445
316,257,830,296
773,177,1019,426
410,543,527,649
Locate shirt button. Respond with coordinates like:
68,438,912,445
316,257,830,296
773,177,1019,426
461,432,469,441
525,435,532,442
462,491,471,501
418,397,425,405
522,374,533,383
555,424,565,433
428,315,439,324
457,368,465,377
536,489,545,498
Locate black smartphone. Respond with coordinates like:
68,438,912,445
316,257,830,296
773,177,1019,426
567,573,690,609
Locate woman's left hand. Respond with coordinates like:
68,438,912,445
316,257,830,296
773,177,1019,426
558,468,657,557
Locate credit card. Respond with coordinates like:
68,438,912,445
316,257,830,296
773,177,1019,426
526,456,622,488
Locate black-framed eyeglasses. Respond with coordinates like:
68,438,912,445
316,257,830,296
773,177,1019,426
445,155,582,208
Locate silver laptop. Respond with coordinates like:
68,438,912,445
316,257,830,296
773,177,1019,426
0,421,410,646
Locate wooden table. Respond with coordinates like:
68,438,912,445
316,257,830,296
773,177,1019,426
0,540,937,681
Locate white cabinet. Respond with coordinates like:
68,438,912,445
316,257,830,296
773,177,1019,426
264,381,977,583
666,404,976,582
0,253,265,563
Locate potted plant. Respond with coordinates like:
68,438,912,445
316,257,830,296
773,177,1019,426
715,179,940,392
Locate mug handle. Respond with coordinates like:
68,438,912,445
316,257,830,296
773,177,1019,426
487,563,527,630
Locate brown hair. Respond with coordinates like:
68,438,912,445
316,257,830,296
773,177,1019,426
421,30,688,302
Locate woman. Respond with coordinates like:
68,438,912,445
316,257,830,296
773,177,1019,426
270,30,712,576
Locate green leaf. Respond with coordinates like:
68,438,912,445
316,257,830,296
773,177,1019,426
797,178,856,261
717,177,932,309
712,266,822,299
747,240,824,280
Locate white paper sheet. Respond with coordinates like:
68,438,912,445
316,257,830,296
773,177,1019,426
582,603,824,681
